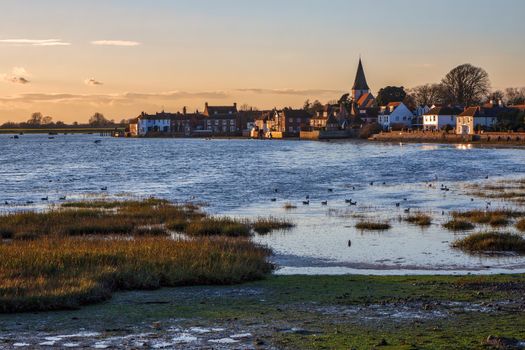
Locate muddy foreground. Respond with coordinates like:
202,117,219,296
1,275,525,349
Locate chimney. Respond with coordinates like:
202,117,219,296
233,102,237,109
183,106,187,115
205,102,208,108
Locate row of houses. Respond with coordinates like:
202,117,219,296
128,59,524,138
129,103,246,137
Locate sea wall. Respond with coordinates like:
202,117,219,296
300,130,355,140
370,131,525,145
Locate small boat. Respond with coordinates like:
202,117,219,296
302,200,310,205
100,186,108,191
48,136,55,140
59,196,66,201
321,201,328,206
41,196,48,201
13,135,19,139
94,140,102,144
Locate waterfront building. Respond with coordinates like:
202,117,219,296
273,108,312,135
203,102,239,134
456,103,511,135
310,104,346,131
134,111,173,136
377,102,414,129
423,106,462,131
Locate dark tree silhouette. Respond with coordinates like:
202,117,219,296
376,86,406,106
441,64,490,106
407,84,445,107
88,112,112,126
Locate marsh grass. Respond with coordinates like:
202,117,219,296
452,232,525,254
443,219,475,231
404,212,432,227
252,217,295,234
185,217,251,237
355,220,391,231
468,178,525,202
0,236,272,313
451,209,522,227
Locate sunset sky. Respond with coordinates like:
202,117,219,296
0,0,524,123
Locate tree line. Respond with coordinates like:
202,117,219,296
1,112,130,128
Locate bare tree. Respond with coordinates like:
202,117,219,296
88,112,112,126
505,87,525,105
42,116,53,125
441,64,490,106
27,112,43,125
407,84,445,107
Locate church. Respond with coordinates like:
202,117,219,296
349,58,378,123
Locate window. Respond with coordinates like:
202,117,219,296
230,120,235,125
215,120,219,125
289,127,294,132
297,118,301,123
289,118,293,123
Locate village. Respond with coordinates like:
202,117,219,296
127,59,525,142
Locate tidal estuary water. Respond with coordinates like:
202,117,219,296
2,133,525,275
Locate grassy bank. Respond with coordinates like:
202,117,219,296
0,237,271,313
0,198,293,312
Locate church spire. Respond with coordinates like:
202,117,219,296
352,58,370,91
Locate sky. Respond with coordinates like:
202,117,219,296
0,0,524,123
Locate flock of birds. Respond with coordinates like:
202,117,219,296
3,185,109,206
268,176,493,213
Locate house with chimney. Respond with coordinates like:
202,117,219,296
132,111,173,136
456,102,511,135
423,106,462,131
203,102,240,135
273,108,312,136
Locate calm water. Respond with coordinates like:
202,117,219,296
2,134,525,274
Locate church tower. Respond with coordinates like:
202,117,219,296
351,58,370,101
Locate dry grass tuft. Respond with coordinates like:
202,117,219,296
355,220,391,231
443,219,475,231
404,213,432,227
252,217,295,234
452,232,525,254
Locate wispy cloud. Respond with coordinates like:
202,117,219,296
91,40,141,47
0,91,228,105
0,39,71,46
5,76,30,84
84,78,103,86
236,88,343,96
1,67,31,84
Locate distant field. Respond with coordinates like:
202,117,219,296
0,127,125,134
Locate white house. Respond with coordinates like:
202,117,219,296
136,112,172,136
423,106,462,131
377,102,414,129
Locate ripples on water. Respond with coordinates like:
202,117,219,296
1,134,525,274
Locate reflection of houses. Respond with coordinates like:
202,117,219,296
377,102,414,129
423,106,462,131
203,102,240,134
